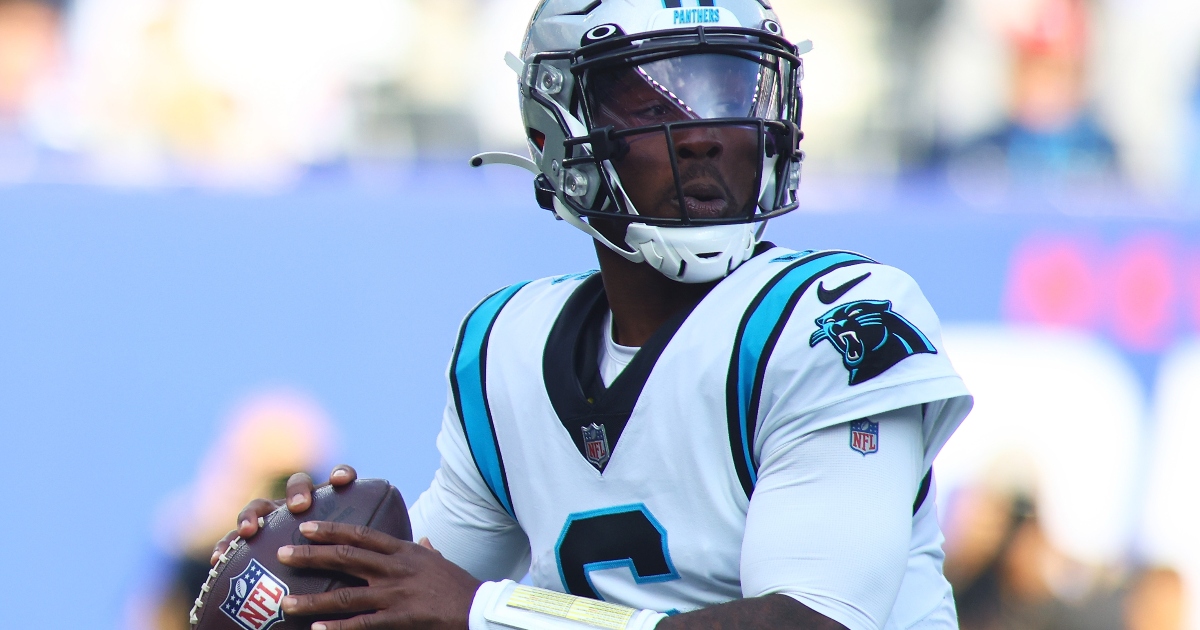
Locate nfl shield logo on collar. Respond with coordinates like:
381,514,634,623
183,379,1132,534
582,422,611,470
850,419,879,456
220,559,289,630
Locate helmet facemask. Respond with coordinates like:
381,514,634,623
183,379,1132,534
578,49,801,228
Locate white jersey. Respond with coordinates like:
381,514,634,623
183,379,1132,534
410,247,973,630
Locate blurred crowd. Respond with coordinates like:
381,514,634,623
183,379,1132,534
0,0,1198,204
943,479,1185,630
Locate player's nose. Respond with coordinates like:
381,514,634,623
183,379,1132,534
673,127,724,161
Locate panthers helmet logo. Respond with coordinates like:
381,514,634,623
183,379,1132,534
809,300,937,385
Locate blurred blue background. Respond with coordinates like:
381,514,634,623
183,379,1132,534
1,0,1199,629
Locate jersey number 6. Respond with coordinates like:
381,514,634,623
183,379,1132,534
555,504,680,599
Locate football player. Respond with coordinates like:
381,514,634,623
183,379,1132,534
214,1,973,629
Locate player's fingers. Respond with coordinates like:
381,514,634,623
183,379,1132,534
279,586,380,617
285,471,315,512
297,521,406,555
329,464,357,487
310,611,395,630
236,498,283,537
277,542,389,578
416,536,444,557
211,530,239,566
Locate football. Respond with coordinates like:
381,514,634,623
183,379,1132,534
190,479,411,630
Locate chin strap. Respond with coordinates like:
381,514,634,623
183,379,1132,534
552,197,645,263
626,223,758,283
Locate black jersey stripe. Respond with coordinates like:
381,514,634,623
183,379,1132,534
913,469,933,515
726,251,875,498
449,281,530,519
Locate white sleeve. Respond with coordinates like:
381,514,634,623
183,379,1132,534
740,405,925,630
409,385,532,582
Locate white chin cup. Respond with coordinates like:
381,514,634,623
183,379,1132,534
624,223,758,283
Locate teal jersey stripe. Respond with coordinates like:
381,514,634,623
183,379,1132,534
452,281,530,519
731,252,874,490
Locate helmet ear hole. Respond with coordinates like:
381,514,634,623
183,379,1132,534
529,129,546,151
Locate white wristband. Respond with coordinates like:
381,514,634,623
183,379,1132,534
469,580,668,630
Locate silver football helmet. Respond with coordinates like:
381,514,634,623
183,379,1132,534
472,0,811,283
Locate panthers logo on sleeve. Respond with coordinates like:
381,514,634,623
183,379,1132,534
809,300,937,385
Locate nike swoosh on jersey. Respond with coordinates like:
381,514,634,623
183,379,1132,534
817,272,871,304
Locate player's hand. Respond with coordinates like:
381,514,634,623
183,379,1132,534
277,522,481,630
210,465,358,565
